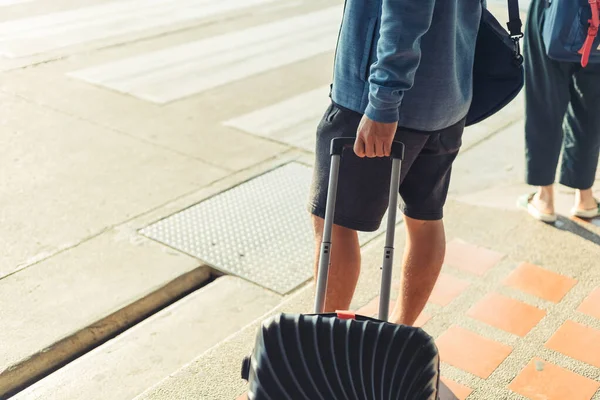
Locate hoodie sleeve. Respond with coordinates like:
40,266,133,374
364,0,437,123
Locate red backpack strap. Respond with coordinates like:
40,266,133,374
578,0,600,67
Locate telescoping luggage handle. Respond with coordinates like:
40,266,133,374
314,137,405,322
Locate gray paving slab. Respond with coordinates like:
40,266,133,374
11,276,281,400
461,93,524,152
450,119,527,198
0,227,209,397
456,181,600,228
124,149,308,234
0,92,227,278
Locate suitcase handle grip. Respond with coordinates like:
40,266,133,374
330,137,405,160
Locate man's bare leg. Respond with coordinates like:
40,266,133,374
389,216,446,326
312,215,361,312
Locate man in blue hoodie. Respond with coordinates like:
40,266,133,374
308,0,483,325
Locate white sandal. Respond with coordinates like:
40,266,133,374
518,193,557,223
571,199,600,219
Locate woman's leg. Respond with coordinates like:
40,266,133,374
522,0,572,215
560,64,600,212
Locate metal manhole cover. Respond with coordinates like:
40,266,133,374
140,162,402,294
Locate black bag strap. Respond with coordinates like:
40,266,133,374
506,0,523,38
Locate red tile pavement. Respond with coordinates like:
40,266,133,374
504,262,577,303
236,394,248,400
545,320,600,368
436,325,513,379
440,377,473,400
467,292,546,337
509,358,600,400
237,246,599,399
414,312,432,327
429,273,471,306
444,239,505,276
577,287,600,320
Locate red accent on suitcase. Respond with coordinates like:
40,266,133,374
335,310,356,320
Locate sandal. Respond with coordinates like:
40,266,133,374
517,193,557,223
571,199,600,219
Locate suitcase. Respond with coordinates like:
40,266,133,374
241,137,455,400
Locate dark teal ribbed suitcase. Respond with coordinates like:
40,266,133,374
241,138,457,400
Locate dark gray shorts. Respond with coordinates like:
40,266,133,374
308,101,465,231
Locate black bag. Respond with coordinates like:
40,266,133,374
241,138,457,400
466,0,525,126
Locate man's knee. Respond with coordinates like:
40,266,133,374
403,215,446,244
403,215,444,229
311,214,357,240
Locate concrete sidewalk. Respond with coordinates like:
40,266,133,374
0,0,598,399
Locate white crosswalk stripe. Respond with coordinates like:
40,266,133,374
0,0,33,6
223,85,330,152
68,6,342,104
0,0,282,58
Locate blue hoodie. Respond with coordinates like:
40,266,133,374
331,0,483,131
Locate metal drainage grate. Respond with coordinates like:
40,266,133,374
140,162,402,294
